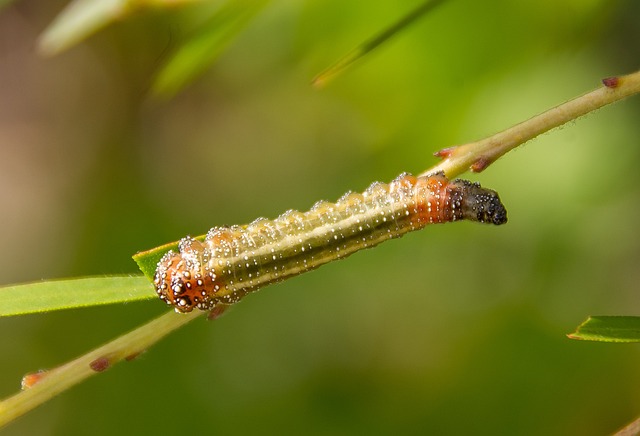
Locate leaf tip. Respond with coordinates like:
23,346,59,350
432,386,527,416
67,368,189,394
311,74,328,89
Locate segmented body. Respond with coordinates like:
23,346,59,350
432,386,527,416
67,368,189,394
154,172,507,312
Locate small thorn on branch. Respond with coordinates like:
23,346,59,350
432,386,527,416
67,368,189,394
125,351,144,362
434,146,455,159
21,370,49,390
602,76,620,89
470,157,491,172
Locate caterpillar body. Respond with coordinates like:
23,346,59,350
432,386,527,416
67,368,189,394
154,172,507,313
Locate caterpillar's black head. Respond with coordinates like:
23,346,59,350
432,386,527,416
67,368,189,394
451,179,508,225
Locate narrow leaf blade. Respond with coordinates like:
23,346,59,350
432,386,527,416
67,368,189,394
0,276,155,317
312,0,448,87
133,235,206,280
152,0,268,97
567,316,640,343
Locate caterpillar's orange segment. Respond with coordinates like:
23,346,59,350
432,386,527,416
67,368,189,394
154,172,507,313
154,238,224,311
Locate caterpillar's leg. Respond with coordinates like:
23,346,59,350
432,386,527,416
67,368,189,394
207,304,230,321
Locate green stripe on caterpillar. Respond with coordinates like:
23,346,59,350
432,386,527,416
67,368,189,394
154,172,507,312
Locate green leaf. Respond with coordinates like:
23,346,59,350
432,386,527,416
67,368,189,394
152,0,269,97
312,0,448,87
0,276,156,317
567,316,640,343
132,235,206,280
133,241,180,280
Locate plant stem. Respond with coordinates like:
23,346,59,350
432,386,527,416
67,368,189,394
0,310,201,428
1,70,640,429
614,415,640,436
421,70,640,179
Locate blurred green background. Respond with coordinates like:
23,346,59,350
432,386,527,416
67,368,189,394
2,0,640,434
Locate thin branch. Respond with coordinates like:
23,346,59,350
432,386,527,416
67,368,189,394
421,71,640,179
0,309,202,428
1,70,639,428
614,415,640,436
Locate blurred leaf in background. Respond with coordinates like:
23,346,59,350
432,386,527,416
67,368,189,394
1,0,640,435
38,0,205,57
153,0,270,97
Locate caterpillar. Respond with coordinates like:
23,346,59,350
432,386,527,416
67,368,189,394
154,172,507,313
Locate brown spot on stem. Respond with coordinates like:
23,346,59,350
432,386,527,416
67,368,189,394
471,157,491,172
21,370,49,389
90,356,111,372
602,76,620,88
